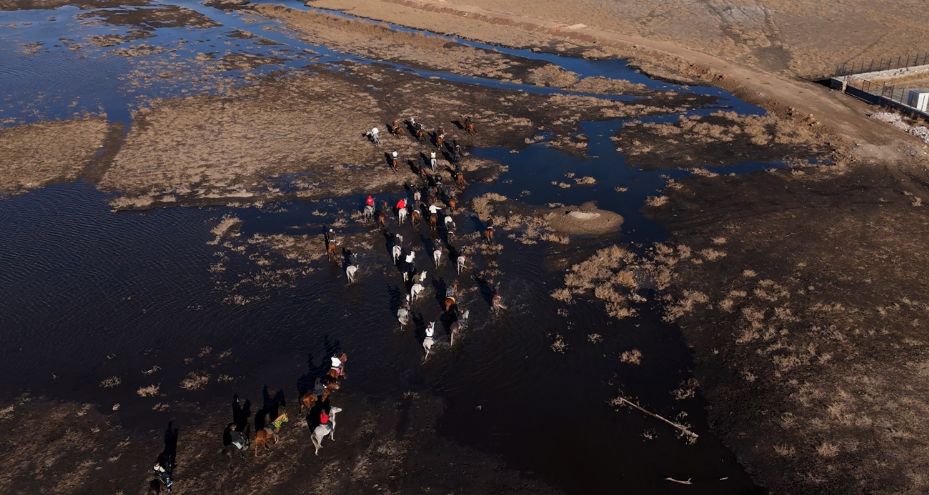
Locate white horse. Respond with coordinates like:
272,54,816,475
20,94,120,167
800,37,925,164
456,255,467,275
398,207,408,224
363,205,374,222
397,302,410,329
311,406,342,456
450,310,469,346
416,270,428,284
444,216,455,232
392,244,402,264
423,322,436,359
345,265,358,283
433,247,442,266
410,283,424,301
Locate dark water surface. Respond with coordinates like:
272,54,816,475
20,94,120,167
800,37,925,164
0,1,774,493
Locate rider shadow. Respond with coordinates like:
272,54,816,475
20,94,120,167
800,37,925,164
411,311,428,344
255,389,285,432
297,353,330,395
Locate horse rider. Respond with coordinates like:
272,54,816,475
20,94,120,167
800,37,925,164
365,194,375,208
330,353,347,378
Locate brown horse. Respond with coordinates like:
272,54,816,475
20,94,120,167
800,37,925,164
483,226,495,243
443,296,457,314
435,133,445,149
253,427,276,457
415,127,425,142
455,171,466,187
464,117,476,135
447,197,457,210
390,119,402,136
326,239,338,261
376,210,387,229
299,392,317,415
429,213,438,231
411,209,422,226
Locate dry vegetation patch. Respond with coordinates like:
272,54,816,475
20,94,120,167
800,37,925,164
0,117,109,196
616,111,828,169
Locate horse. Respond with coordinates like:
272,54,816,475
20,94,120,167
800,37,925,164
435,132,445,149
429,213,438,231
376,210,387,229
253,413,287,457
415,126,426,142
464,117,475,135
345,265,358,283
410,283,424,301
492,292,507,313
397,301,411,329
444,216,456,234
398,207,408,224
433,247,442,266
423,322,436,359
447,197,457,210
411,209,421,226
326,239,338,262
299,392,317,415
483,225,495,243
456,255,467,275
390,119,402,136
392,244,402,264
450,310,470,346
455,171,466,187
311,407,343,456
363,205,374,223
443,295,457,314
416,270,428,284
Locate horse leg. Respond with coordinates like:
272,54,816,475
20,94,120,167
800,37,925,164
312,434,320,456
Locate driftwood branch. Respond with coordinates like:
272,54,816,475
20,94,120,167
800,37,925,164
665,477,693,485
613,396,699,440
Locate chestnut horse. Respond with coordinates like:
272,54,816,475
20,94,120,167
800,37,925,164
483,225,495,243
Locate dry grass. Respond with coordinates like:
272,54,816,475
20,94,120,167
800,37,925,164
0,117,109,195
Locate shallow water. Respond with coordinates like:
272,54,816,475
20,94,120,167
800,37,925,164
0,1,782,493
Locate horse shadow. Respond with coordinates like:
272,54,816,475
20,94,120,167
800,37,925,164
473,273,496,307
452,119,464,130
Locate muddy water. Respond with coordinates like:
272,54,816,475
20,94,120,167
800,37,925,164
0,1,779,493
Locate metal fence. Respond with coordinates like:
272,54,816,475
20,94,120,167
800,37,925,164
842,77,929,120
834,51,929,78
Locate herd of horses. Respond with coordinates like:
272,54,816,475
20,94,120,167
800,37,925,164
338,115,508,356
149,115,498,493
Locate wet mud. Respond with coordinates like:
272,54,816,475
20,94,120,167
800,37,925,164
646,163,929,494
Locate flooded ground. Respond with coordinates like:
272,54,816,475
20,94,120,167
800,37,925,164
0,1,840,493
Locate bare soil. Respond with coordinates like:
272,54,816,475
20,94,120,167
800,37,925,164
0,117,110,196
645,162,929,494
